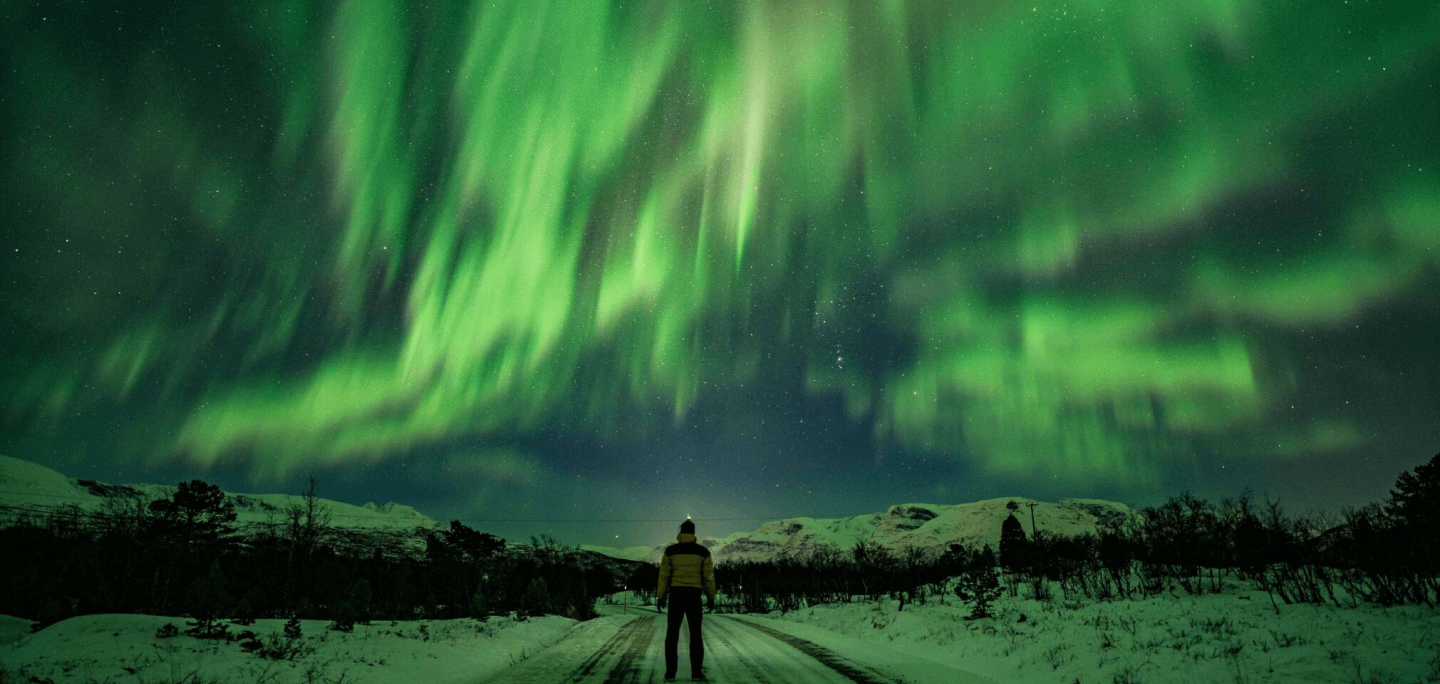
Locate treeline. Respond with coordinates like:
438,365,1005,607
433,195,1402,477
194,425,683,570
711,452,1440,617
714,543,963,614
1011,485,1437,613
0,478,630,633
1010,451,1440,612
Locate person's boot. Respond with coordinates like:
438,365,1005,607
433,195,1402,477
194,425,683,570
691,674,708,682
662,676,676,683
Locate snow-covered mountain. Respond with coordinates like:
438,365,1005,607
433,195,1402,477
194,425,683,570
0,455,1133,569
0,455,438,534
584,498,1135,565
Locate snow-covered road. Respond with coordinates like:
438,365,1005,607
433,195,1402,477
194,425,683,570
481,613,988,683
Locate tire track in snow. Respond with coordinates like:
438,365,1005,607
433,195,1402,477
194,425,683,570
600,614,657,684
488,613,912,683
704,617,780,684
569,616,652,683
729,617,900,684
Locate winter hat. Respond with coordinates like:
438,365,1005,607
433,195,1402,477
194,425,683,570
680,519,695,534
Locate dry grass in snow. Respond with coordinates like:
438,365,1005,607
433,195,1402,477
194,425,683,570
0,614,575,684
757,584,1440,684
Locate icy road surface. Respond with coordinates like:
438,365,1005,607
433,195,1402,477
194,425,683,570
480,612,991,684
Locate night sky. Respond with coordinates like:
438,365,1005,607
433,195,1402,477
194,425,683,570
3,1,1438,548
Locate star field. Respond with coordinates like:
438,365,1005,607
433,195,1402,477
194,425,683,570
2,0,1438,546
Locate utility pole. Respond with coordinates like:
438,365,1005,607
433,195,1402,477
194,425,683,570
1025,501,1039,537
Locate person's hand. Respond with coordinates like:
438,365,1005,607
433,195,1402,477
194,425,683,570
657,595,668,610
706,595,716,612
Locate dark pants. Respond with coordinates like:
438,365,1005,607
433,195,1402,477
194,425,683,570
663,586,705,677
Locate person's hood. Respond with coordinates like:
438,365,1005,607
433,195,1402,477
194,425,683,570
676,533,696,543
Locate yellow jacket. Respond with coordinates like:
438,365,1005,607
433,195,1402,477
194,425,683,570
657,533,716,599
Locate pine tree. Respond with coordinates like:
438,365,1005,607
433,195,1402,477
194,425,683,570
349,579,373,624
1386,453,1440,573
184,561,230,638
999,512,1029,572
148,480,236,614
258,617,307,660
329,603,355,633
284,616,303,640
149,480,237,550
1388,453,1440,526
955,545,1002,619
469,589,490,620
445,521,507,562
523,577,551,617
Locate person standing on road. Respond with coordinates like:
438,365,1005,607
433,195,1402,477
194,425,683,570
657,518,716,682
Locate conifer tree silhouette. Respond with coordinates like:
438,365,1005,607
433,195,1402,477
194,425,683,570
999,502,1029,572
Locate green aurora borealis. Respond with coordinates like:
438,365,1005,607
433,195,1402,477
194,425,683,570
3,0,1438,542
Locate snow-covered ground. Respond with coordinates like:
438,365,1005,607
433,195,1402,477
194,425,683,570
7,584,1434,684
487,606,992,683
0,616,32,648
0,614,575,684
751,584,1440,684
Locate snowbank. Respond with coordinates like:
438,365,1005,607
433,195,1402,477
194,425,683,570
0,615,33,647
0,614,576,684
752,585,1440,684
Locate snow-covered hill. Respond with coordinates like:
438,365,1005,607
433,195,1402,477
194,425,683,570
0,454,437,533
0,455,1133,569
585,497,1135,565
0,455,640,576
